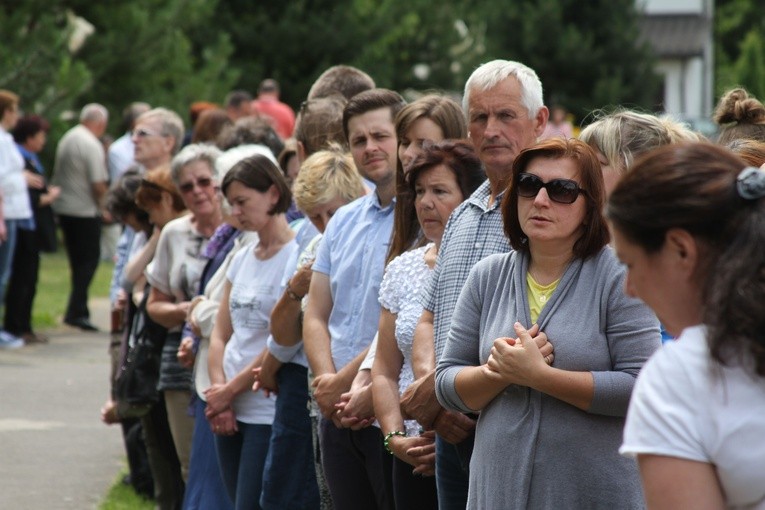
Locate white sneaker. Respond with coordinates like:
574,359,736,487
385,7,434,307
0,330,24,350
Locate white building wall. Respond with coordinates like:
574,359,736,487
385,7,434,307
639,0,703,14
656,57,707,117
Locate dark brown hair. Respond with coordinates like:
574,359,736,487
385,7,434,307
342,88,406,142
606,142,765,376
502,137,609,258
12,115,50,144
389,140,485,262
106,168,152,234
221,154,292,215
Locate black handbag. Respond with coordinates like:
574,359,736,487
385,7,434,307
113,287,167,419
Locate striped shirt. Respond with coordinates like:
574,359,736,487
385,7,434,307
421,179,512,360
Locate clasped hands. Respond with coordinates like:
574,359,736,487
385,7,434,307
312,371,375,430
484,322,555,386
204,383,237,436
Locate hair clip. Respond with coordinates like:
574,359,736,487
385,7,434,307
736,167,765,200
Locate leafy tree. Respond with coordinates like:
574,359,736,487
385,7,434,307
71,0,238,132
198,0,487,108
733,30,765,99
716,0,765,98
477,0,661,122
0,3,91,118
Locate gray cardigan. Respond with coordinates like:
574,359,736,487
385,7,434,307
436,247,660,509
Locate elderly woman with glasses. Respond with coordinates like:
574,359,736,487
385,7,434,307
143,143,225,489
435,138,661,509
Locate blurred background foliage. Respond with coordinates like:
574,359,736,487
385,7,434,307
1,0,763,169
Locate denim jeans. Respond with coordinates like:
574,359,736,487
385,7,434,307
215,421,271,510
183,399,233,510
0,218,19,301
260,363,319,510
435,435,471,510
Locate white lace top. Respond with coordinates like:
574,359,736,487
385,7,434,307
379,244,433,436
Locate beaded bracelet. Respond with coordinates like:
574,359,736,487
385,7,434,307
383,430,406,454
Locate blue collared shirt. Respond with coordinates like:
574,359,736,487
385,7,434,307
313,192,395,370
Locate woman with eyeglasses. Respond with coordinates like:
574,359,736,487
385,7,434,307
143,143,225,498
435,137,661,509
610,143,765,509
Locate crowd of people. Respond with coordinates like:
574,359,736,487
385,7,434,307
1,59,764,510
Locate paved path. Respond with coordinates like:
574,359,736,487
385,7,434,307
0,298,125,510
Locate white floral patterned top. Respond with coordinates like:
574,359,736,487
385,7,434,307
378,243,433,436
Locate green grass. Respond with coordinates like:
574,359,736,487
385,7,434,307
33,249,114,329
99,469,154,510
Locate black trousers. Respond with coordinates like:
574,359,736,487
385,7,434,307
58,215,101,321
141,395,184,510
4,228,40,334
319,417,394,510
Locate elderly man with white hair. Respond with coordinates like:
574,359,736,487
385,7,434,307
406,60,550,509
52,103,109,331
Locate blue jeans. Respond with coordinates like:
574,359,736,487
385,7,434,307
260,363,319,510
215,421,271,510
183,399,233,510
435,435,471,510
0,218,19,302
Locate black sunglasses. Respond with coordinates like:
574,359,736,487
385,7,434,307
516,173,585,204
178,177,213,194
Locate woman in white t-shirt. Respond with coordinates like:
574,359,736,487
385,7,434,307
206,154,298,509
607,142,765,509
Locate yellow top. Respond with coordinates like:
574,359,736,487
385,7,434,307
527,273,560,324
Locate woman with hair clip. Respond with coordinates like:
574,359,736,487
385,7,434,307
206,154,298,509
609,143,765,509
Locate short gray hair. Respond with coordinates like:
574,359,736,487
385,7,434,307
137,107,185,155
80,103,109,123
170,143,223,187
463,60,543,119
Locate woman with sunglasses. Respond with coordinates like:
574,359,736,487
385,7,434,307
435,137,660,509
144,143,225,493
610,143,765,509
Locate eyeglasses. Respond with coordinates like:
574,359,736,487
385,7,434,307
178,177,213,194
133,128,163,138
516,172,585,204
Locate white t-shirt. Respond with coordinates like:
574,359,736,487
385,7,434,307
223,238,298,424
621,325,765,509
